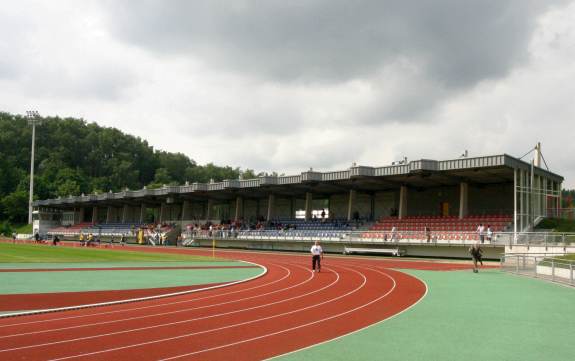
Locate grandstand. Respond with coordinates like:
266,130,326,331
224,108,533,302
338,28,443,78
33,152,563,256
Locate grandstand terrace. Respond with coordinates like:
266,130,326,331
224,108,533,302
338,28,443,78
33,153,563,255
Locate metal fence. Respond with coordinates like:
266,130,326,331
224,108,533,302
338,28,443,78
501,253,575,286
183,229,547,246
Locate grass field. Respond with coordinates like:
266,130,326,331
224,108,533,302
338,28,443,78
0,243,226,263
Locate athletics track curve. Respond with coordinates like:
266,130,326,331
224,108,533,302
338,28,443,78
0,247,470,360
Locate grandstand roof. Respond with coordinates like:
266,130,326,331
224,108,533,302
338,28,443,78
34,153,564,207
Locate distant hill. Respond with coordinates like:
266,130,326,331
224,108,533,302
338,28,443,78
0,112,255,223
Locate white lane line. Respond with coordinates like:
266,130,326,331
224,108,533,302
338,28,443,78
265,265,428,360
159,265,396,360
0,260,283,329
0,263,309,339
0,260,266,320
0,264,340,355
45,265,358,361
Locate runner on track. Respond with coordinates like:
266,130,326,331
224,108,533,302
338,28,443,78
310,241,324,273
469,242,483,273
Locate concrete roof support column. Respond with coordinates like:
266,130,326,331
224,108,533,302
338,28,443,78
347,189,357,221
139,203,146,224
267,194,275,221
206,199,213,221
160,202,166,223
92,206,98,224
106,206,113,223
519,169,524,231
181,200,190,222
122,205,129,223
557,181,562,217
305,192,313,221
459,182,469,219
544,177,549,217
398,186,407,220
234,196,243,221
513,168,518,237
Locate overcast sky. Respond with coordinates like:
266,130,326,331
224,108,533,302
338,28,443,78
1,0,574,187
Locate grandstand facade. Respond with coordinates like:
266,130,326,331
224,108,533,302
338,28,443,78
33,153,563,240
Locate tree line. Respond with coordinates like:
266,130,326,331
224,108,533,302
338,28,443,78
0,112,258,224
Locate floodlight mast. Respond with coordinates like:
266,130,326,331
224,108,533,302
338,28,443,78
26,110,41,225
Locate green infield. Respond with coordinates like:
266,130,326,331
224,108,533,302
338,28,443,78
276,269,575,361
0,243,226,263
0,243,264,297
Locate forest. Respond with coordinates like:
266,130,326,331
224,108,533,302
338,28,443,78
0,112,257,225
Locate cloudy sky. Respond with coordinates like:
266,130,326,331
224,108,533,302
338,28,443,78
1,0,574,187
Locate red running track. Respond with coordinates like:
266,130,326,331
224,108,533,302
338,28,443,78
0,247,472,360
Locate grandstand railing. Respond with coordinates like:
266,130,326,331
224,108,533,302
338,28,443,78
501,254,575,286
183,230,575,246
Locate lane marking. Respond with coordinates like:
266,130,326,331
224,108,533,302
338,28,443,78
265,266,428,360
0,263,310,339
159,265,397,360
0,260,271,326
0,264,341,355
44,264,357,361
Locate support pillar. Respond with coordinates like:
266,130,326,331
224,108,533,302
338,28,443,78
122,205,129,223
92,206,98,224
160,203,166,223
305,192,313,221
139,203,146,224
513,168,517,237
557,181,562,217
206,199,213,221
234,196,243,221
459,182,468,219
267,194,275,221
530,160,535,227
398,186,407,219
519,170,524,231
181,200,190,222
347,190,357,221
106,206,113,223
79,207,85,224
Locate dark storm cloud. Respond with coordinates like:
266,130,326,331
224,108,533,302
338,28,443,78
104,0,558,87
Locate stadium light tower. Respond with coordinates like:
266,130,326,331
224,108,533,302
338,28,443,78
26,110,41,225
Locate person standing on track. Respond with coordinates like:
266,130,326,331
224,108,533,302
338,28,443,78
469,242,483,273
310,241,324,273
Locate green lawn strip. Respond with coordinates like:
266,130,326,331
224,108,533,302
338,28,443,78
0,243,227,263
0,267,264,294
276,269,575,361
0,261,251,269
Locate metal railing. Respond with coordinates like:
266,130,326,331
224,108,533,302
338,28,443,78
501,253,575,286
183,229,509,246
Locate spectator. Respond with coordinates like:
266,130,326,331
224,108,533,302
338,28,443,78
477,223,485,243
486,225,493,243
391,226,398,242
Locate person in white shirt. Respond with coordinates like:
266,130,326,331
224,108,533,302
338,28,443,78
310,241,324,273
476,223,485,244
486,225,493,243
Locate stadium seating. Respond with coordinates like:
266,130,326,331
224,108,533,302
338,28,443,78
363,214,513,241
47,223,92,236
81,223,144,236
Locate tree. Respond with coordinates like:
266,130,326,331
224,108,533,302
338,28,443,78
1,190,28,223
